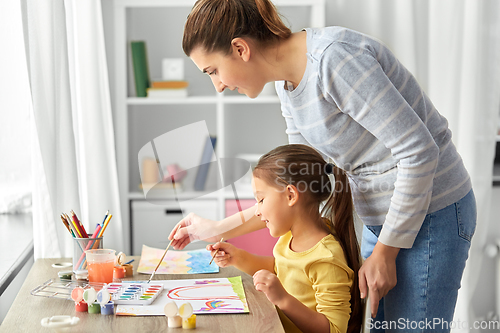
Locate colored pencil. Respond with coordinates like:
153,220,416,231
97,214,112,238
66,213,82,238
71,210,88,238
101,210,109,227
76,224,103,270
209,238,224,265
60,214,74,237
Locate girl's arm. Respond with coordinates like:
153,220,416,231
169,205,266,250
253,270,332,333
208,241,274,276
278,295,331,333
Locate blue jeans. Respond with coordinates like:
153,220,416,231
361,190,476,333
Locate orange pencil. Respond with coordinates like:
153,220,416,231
60,214,75,237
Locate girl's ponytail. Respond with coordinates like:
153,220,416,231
322,166,362,333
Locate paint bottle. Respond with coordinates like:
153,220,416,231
113,266,126,279
88,302,101,314
122,264,133,277
179,303,196,329
100,301,114,315
164,301,182,328
75,301,88,312
182,315,197,329
71,287,87,312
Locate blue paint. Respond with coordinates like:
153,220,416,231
186,250,219,274
101,301,114,315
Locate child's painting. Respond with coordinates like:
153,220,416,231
115,276,249,316
137,245,219,274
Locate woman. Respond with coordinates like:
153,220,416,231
169,0,476,331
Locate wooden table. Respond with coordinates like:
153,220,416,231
0,257,284,332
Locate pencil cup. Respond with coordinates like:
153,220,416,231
73,237,103,276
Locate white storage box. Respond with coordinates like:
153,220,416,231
131,199,218,255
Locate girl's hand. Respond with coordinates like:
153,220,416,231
358,242,399,317
253,269,290,308
168,213,220,250
207,241,239,268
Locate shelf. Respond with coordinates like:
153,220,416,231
127,96,217,105
129,191,220,200
117,0,324,8
222,95,280,104
126,95,280,105
129,187,256,200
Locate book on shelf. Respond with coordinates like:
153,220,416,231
131,41,150,97
139,182,183,191
194,136,217,191
147,87,188,98
151,80,189,89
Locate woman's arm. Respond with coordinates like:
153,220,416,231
169,205,266,250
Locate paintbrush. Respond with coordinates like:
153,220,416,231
209,238,224,265
147,238,174,283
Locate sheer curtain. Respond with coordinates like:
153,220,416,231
327,0,500,331
21,0,123,258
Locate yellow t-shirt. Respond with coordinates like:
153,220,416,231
273,231,353,333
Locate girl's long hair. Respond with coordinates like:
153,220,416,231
182,0,291,56
253,144,362,333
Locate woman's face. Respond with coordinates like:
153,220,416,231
190,44,265,99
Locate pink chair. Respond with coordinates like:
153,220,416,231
225,199,278,256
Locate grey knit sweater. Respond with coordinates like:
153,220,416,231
276,27,472,248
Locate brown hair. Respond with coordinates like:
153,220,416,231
253,144,362,333
182,0,292,56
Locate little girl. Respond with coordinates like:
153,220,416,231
208,144,362,333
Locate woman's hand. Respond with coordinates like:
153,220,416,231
207,241,239,268
253,269,290,308
168,213,220,250
358,242,399,317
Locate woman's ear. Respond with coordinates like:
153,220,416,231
286,185,299,207
231,37,251,62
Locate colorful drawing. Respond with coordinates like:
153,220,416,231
115,276,249,316
137,245,219,274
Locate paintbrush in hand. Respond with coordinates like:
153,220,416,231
147,238,174,283
209,238,224,265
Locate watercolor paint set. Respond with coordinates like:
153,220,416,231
106,282,164,305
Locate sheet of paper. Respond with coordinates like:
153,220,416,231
137,244,219,274
115,276,249,316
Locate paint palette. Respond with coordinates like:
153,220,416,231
106,282,164,305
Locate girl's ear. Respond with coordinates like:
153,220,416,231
231,37,251,62
286,185,299,207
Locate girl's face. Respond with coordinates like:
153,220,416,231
252,176,294,237
190,42,266,99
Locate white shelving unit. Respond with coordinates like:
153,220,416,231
113,0,325,254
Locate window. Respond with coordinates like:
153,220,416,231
0,1,32,214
